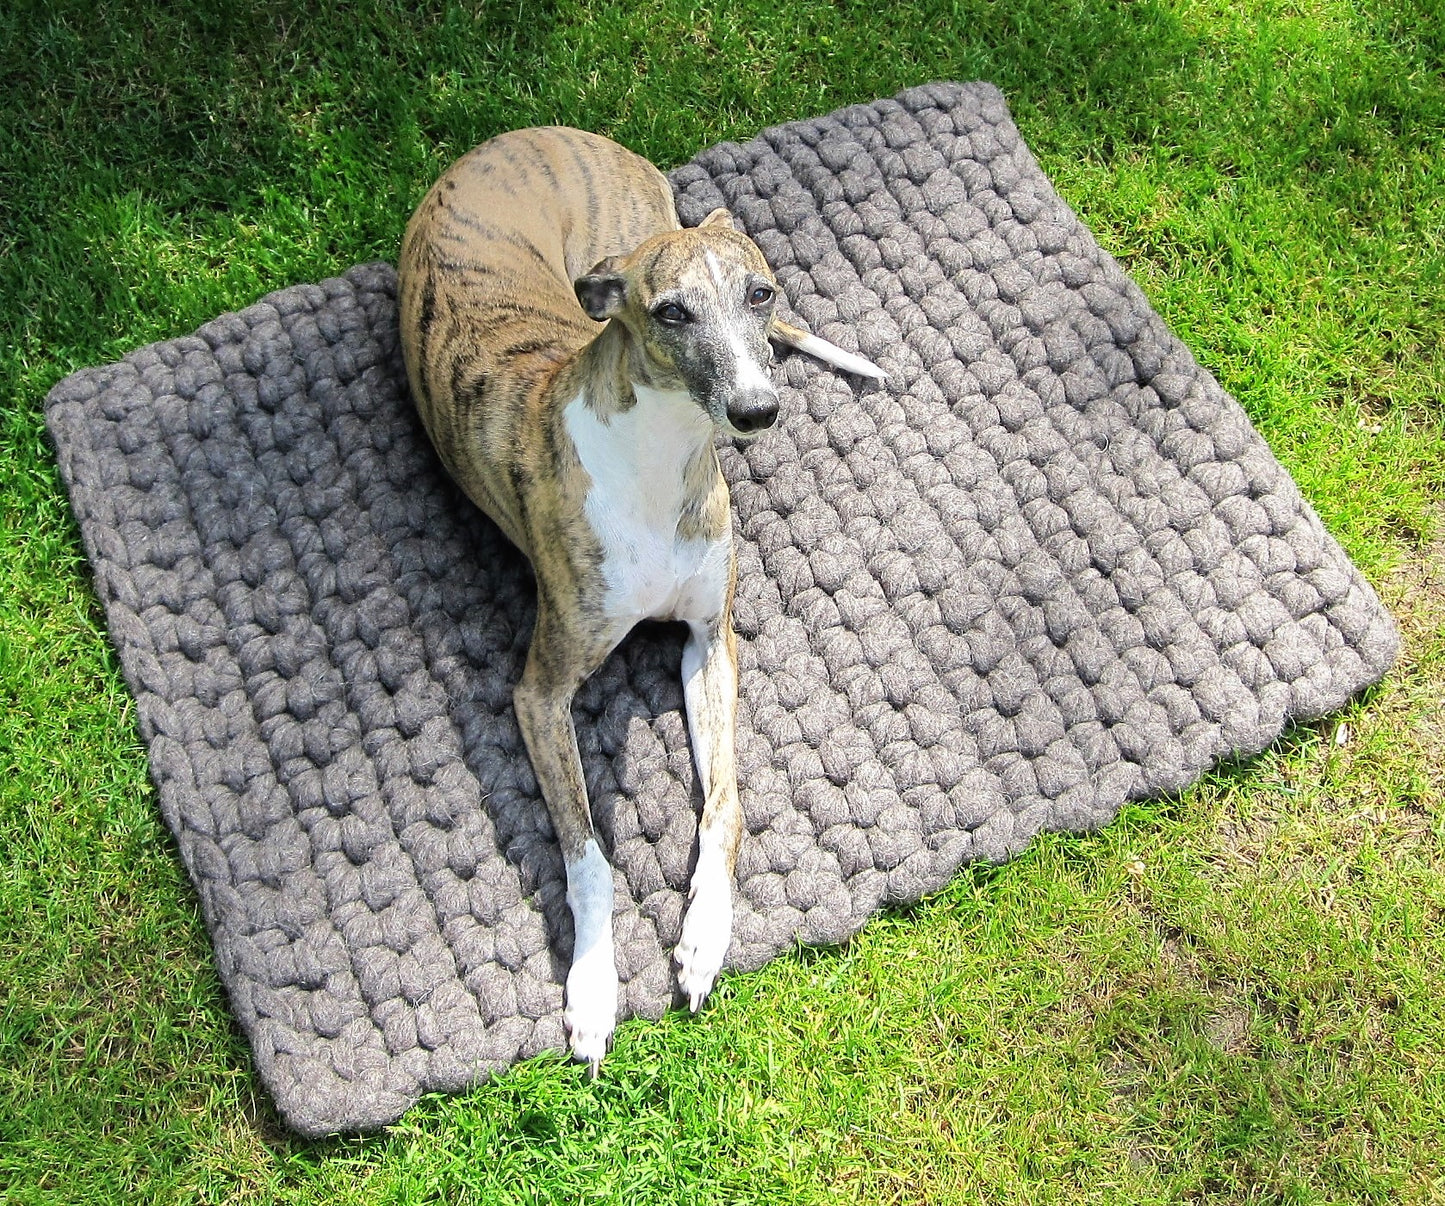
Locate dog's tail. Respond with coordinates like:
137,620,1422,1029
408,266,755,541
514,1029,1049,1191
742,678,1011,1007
771,318,888,382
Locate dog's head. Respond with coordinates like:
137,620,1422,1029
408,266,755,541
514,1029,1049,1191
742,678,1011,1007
575,209,781,438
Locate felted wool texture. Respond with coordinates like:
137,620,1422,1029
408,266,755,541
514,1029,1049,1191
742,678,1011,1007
46,82,1399,1136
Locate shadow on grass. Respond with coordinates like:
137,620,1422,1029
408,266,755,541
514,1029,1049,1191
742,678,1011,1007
0,1,561,216
5,0,1441,378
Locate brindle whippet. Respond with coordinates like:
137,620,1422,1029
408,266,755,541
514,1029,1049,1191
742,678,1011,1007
398,126,883,1070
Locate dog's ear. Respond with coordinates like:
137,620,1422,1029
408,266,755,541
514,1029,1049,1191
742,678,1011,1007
575,256,627,320
698,207,736,230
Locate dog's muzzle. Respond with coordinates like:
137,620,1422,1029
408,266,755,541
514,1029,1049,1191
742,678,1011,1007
726,387,779,435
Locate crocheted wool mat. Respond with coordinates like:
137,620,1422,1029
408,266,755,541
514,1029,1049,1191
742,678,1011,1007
46,82,1399,1135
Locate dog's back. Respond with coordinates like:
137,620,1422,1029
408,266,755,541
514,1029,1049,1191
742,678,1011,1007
398,126,679,548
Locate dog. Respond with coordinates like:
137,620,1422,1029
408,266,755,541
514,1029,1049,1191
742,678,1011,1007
397,126,883,1071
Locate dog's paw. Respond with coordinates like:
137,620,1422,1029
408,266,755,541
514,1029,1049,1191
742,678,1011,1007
674,865,734,1012
564,942,618,1074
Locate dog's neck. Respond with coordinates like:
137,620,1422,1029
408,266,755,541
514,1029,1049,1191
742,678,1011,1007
571,317,687,421
563,312,721,536
563,379,716,531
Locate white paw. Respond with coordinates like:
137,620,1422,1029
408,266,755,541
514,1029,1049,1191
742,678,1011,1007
564,940,618,1074
674,866,734,1012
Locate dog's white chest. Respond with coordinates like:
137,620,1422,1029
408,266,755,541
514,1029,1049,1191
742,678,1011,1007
564,387,730,626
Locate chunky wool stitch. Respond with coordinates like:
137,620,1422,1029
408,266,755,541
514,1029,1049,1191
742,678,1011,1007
45,82,1397,1135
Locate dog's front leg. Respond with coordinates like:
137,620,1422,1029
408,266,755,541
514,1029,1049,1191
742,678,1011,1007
674,614,744,1011
513,603,618,1073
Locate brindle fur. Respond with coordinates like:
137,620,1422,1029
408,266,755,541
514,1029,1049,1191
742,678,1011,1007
398,126,783,1069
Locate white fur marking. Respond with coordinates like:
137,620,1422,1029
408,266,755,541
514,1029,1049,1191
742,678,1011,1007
564,387,731,626
705,249,725,291
675,848,734,1011
787,330,888,380
564,838,617,1068
726,325,775,394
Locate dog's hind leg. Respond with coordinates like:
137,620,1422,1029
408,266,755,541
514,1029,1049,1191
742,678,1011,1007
674,615,744,1011
512,602,619,1073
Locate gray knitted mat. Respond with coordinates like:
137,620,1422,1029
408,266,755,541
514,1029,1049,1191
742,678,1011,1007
46,82,1398,1136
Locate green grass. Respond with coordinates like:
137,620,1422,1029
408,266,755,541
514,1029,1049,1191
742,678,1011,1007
3,0,1444,1201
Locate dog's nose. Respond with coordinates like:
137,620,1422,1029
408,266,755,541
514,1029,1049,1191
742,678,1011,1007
727,389,779,434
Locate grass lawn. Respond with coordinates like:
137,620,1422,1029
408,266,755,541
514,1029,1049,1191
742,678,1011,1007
3,0,1444,1201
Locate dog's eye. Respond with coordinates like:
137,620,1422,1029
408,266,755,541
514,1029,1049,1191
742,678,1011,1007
653,302,690,325
748,284,774,307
